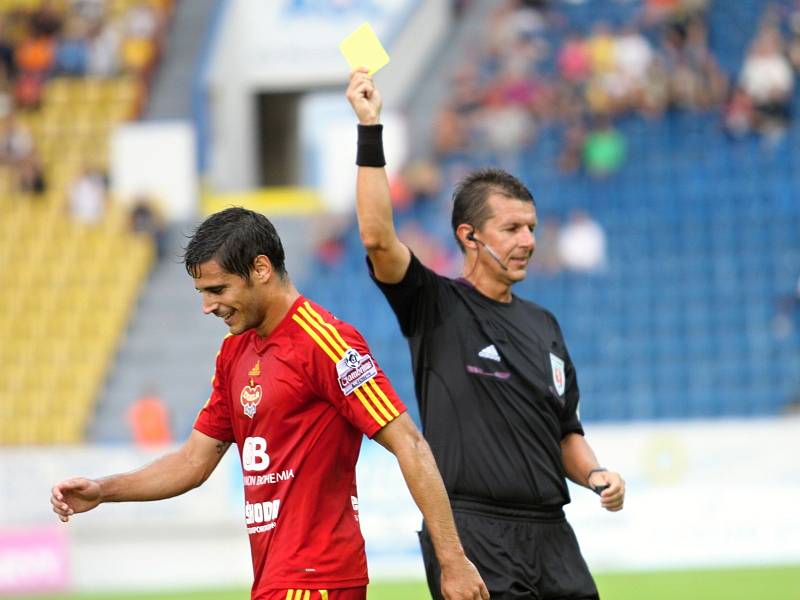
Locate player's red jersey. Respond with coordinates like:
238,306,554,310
194,296,406,597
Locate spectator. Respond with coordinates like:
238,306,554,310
0,18,16,79
0,113,34,165
127,386,173,448
582,118,626,177
740,27,794,135
68,167,106,225
17,152,46,195
614,24,654,109
558,34,591,84
55,16,89,75
86,21,121,77
557,210,608,273
129,195,167,260
29,0,64,38
587,22,616,76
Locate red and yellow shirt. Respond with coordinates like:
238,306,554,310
194,296,406,596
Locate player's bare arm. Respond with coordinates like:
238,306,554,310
51,430,231,523
560,432,625,512
346,68,411,284
374,413,490,600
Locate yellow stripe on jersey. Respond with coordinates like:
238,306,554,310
319,591,329,600
367,378,400,417
303,591,310,600
303,301,350,350
294,303,396,427
360,378,393,421
285,590,293,600
292,315,340,363
297,305,346,356
354,387,386,427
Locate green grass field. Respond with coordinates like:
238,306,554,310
8,565,799,600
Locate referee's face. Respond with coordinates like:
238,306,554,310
193,259,266,335
478,194,537,282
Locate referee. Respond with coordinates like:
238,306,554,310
346,69,625,600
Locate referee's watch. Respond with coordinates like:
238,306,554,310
587,467,609,495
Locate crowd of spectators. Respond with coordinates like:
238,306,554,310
725,3,799,140
434,0,799,175
0,0,171,202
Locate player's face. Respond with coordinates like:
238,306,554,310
193,259,266,334
476,194,536,283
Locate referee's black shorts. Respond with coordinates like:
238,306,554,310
419,500,599,600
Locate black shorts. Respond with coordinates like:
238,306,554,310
419,502,599,600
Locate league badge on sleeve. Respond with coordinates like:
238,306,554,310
550,352,565,396
337,348,378,396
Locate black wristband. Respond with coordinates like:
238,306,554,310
356,124,386,167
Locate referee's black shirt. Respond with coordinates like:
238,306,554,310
369,253,584,511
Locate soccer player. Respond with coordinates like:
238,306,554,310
346,69,626,600
50,208,488,600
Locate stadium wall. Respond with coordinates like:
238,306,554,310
2,418,798,594
202,0,449,193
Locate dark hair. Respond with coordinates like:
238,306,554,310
183,207,287,279
451,168,535,252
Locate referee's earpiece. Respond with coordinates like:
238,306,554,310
466,228,509,271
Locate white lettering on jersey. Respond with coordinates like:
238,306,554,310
245,499,281,534
242,469,295,486
242,436,270,472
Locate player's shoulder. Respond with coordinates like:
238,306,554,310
288,297,364,355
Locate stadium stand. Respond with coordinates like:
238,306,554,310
301,0,800,423
3,0,797,444
0,0,173,444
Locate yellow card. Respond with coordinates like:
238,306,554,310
339,22,390,75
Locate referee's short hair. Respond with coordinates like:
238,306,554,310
184,207,287,280
451,168,535,252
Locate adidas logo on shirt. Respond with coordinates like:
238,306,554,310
478,344,501,362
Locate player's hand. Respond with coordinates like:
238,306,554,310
440,555,490,600
589,470,625,512
346,67,382,125
51,477,102,522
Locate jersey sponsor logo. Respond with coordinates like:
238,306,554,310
243,468,294,486
242,436,270,472
550,352,565,396
466,365,511,379
240,383,262,419
478,344,501,362
245,498,280,534
336,348,378,396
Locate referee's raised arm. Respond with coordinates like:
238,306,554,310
346,68,411,284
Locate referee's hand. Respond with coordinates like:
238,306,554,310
440,556,490,599
346,67,382,126
588,470,625,512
